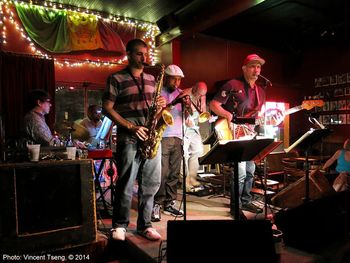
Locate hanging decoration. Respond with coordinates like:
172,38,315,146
0,0,161,66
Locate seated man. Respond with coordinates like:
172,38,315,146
79,105,103,147
23,89,59,146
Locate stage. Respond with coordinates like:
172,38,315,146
96,187,350,263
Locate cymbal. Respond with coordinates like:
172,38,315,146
71,120,90,141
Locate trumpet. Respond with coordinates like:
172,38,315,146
184,95,211,123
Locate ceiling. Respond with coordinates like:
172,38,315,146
42,0,350,52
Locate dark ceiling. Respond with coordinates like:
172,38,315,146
43,0,350,52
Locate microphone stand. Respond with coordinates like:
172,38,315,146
181,101,187,220
260,80,269,219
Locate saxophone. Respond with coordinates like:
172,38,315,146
140,65,174,159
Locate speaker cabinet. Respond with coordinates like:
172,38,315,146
0,160,97,253
271,169,334,208
275,191,350,252
167,220,277,263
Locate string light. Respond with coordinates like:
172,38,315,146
1,0,160,66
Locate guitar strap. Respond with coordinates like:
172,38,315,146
255,84,261,107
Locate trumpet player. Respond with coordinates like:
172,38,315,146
182,82,208,191
152,64,191,222
103,39,166,242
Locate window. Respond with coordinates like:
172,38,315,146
55,83,104,136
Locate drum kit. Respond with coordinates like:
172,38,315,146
55,119,90,142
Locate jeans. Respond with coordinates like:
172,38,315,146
183,130,203,186
155,137,182,205
230,161,255,209
112,141,161,231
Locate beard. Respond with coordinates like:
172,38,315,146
130,60,144,69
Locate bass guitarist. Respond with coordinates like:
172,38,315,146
209,53,268,215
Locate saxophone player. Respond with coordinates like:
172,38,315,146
103,39,166,241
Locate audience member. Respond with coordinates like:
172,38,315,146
322,138,350,192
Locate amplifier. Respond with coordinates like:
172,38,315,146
0,160,97,254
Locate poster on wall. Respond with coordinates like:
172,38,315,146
345,87,350,96
338,114,347,125
330,75,337,85
338,100,347,110
337,73,347,84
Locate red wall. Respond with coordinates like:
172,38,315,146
173,34,349,142
174,34,305,141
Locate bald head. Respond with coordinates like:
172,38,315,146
193,81,207,96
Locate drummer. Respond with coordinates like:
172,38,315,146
79,105,103,147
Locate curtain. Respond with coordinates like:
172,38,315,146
0,52,55,140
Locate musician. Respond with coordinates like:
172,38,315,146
79,104,102,146
209,54,266,215
23,89,59,146
152,64,190,222
103,39,166,241
182,81,208,191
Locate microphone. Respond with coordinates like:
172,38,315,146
259,74,272,87
221,90,242,97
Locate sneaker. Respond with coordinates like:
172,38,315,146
242,203,263,214
164,201,184,217
111,227,126,241
151,204,161,222
138,227,161,241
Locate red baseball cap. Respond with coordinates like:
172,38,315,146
243,54,265,66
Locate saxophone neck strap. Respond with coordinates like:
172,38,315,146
126,67,149,110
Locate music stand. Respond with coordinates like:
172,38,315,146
254,141,283,218
284,128,331,203
199,138,275,220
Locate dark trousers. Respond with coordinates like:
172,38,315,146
154,137,183,205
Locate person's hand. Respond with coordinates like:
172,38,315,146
208,115,218,123
225,112,233,123
130,125,149,141
185,117,195,127
180,88,192,97
156,96,166,108
74,140,87,149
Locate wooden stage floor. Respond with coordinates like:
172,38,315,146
96,189,350,263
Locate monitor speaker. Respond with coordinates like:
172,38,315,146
271,169,334,208
274,191,350,252
167,220,277,263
